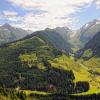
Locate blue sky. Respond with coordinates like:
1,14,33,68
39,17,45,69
0,0,100,31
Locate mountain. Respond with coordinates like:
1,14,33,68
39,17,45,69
69,19,100,51
40,28,72,53
0,29,91,97
83,31,100,57
76,31,100,58
0,24,73,53
53,27,72,39
54,27,76,49
73,31,100,95
78,19,100,46
0,23,29,45
0,20,100,99
67,30,81,51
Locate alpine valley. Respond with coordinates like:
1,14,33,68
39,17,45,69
0,19,100,100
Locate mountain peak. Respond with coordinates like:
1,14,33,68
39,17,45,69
55,26,70,30
87,19,100,26
45,28,52,31
2,23,12,29
92,19,100,23
81,19,100,31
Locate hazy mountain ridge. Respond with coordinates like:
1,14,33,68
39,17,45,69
1,19,100,51
0,23,30,45
78,19,100,46
42,28,72,53
68,19,100,50
12,27,72,54
76,31,100,58
0,24,73,53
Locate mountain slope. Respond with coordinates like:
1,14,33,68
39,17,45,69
75,31,100,91
0,33,74,93
40,29,72,53
0,30,91,95
0,21,100,96
78,19,100,46
84,31,100,57
70,19,100,50
53,27,72,40
0,23,29,45
24,28,72,54
0,23,80,52
77,31,100,58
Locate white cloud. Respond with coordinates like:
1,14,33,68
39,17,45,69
96,0,100,9
3,10,18,17
8,0,46,10
10,12,78,31
7,0,94,31
0,10,19,23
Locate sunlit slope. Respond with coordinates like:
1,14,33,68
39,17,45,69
0,30,100,95
75,31,100,93
0,33,76,94
48,53,100,93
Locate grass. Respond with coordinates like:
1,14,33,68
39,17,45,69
49,55,90,81
19,53,37,68
72,88,100,96
23,90,51,96
49,54,100,93
49,55,79,71
82,49,93,58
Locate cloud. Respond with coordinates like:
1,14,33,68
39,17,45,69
3,10,18,17
6,0,94,31
0,10,19,23
96,0,100,9
8,0,46,10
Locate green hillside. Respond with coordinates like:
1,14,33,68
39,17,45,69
0,27,100,99
35,29,72,53
75,31,100,93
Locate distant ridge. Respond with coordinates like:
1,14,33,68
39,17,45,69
0,23,29,45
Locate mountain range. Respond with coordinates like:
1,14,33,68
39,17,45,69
1,19,100,51
0,19,100,99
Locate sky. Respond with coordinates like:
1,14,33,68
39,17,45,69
0,0,100,31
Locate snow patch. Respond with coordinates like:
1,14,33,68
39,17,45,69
96,21,100,24
85,24,89,28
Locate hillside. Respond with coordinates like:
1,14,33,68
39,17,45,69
0,25,72,53
70,19,100,50
39,29,72,53
78,19,100,47
0,30,92,97
21,28,72,54
83,31,100,57
75,31,100,93
76,31,100,58
79,19,100,44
